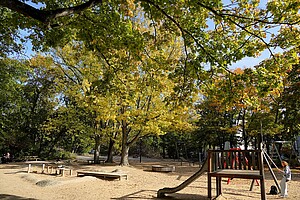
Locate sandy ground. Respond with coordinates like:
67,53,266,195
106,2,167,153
0,156,299,200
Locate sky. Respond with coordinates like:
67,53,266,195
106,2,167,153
230,46,283,69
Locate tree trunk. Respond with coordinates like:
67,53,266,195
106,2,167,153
106,138,115,163
161,136,166,159
106,131,119,163
120,118,130,166
119,117,141,165
94,135,101,164
242,109,248,150
120,144,130,166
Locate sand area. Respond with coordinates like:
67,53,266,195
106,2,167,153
0,156,299,200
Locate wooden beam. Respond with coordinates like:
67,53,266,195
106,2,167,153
263,151,281,193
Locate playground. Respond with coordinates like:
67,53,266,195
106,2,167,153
0,155,299,200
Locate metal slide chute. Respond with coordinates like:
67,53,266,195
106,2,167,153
157,159,208,198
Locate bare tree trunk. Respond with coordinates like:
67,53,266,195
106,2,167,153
94,135,101,164
120,145,130,166
120,120,130,166
242,109,248,150
106,138,115,163
161,136,166,158
119,104,131,165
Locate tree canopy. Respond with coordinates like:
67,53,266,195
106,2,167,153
0,0,299,164
2,1,299,62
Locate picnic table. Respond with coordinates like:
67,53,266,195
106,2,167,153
25,161,73,176
25,161,54,173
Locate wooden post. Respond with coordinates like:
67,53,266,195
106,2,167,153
216,176,219,197
42,164,45,173
208,150,212,200
217,177,222,196
238,151,242,169
221,152,224,169
229,151,233,169
263,151,281,193
250,179,255,191
251,152,255,170
27,164,31,173
258,145,266,200
61,168,65,176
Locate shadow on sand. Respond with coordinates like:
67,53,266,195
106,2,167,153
111,189,207,200
0,194,37,200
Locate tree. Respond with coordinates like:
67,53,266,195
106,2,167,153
194,63,290,149
39,13,194,164
194,88,238,149
277,62,300,140
46,43,116,163
0,58,28,155
0,55,63,157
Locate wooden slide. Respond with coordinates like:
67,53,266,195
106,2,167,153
157,159,208,198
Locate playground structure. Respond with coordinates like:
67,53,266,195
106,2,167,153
157,148,280,200
270,140,300,165
224,148,259,187
208,149,265,200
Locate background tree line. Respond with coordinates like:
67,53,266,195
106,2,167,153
0,0,299,165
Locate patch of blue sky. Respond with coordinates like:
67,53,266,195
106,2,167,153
26,0,45,9
10,1,45,59
229,47,283,69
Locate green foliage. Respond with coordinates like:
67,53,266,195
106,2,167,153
279,63,300,140
0,0,300,158
0,57,29,153
47,28,194,164
1,0,299,69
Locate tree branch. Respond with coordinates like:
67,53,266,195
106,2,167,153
1,0,103,24
197,2,300,26
196,1,277,61
141,0,227,71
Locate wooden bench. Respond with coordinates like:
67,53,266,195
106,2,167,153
87,157,105,164
56,167,73,176
46,164,72,176
87,159,94,164
77,171,128,180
